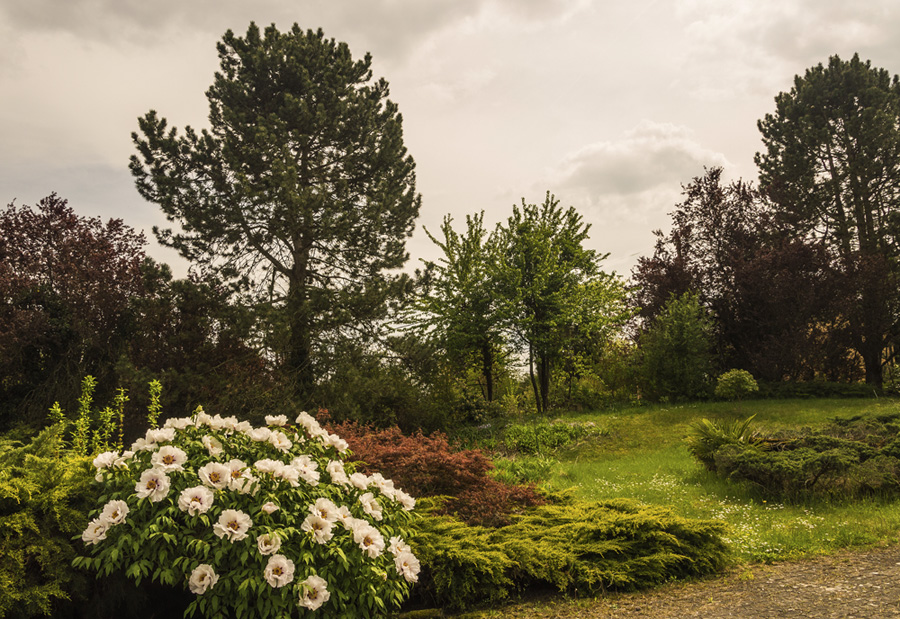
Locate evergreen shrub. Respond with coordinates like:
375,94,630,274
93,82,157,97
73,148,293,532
0,426,97,618
691,412,900,499
411,498,729,611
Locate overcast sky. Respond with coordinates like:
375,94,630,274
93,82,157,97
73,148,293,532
2,0,899,279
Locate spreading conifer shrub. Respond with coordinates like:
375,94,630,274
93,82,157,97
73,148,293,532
690,412,900,500
76,410,420,619
0,426,97,618
409,498,729,611
329,421,544,527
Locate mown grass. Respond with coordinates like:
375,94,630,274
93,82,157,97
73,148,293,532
544,398,900,561
447,397,900,617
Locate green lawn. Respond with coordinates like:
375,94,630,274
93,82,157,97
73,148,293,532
498,397,900,562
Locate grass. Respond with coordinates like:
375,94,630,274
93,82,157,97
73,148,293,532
546,398,900,561
444,397,900,617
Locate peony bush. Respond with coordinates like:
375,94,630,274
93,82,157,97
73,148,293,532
75,409,419,618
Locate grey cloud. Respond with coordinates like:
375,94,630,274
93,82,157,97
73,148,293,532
550,121,728,200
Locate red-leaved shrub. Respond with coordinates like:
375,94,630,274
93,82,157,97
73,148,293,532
327,419,545,527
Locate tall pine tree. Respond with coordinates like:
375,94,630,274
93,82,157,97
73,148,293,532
130,23,421,402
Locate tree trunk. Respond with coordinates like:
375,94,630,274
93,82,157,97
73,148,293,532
528,344,542,415
539,353,550,415
481,341,494,402
287,254,314,404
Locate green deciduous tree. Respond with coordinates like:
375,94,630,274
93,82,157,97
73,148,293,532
756,53,900,387
415,212,504,402
640,291,714,401
130,22,420,403
494,193,631,415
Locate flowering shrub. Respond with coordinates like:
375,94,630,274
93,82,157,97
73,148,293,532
75,410,419,618
330,422,544,527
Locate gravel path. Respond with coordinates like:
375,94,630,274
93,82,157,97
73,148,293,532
467,545,900,618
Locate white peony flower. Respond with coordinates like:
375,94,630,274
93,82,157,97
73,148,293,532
310,498,339,523
151,445,188,472
99,499,129,526
352,522,385,558
388,536,411,556
145,428,176,444
202,435,224,456
394,551,421,583
134,468,170,502
261,501,280,515
234,420,252,433
301,513,334,545
349,472,370,490
81,518,109,545
359,492,383,521
163,417,192,430
92,451,118,470
256,532,282,556
274,465,301,487
265,414,288,426
130,437,156,452
198,462,231,490
263,554,295,588
213,509,252,542
395,489,416,511
195,410,213,427
268,430,292,452
247,427,273,442
224,459,249,486
298,575,330,611
324,433,349,453
334,506,354,529
188,564,219,594
290,455,320,486
178,486,215,516
230,473,259,495
254,458,285,475
325,460,349,486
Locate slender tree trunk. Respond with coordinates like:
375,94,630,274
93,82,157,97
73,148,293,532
528,344,542,415
287,253,314,404
539,353,550,414
481,341,494,402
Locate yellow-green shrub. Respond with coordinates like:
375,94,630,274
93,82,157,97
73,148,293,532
411,498,729,611
0,426,97,618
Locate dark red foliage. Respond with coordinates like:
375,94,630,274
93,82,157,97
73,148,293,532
328,419,545,527
0,195,146,426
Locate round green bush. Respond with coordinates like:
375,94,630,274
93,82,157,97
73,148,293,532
714,369,759,401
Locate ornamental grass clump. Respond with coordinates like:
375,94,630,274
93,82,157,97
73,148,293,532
76,409,420,618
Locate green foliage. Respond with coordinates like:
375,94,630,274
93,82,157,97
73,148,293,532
130,22,420,399
757,381,880,400
757,53,900,387
411,498,729,611
685,415,763,471
72,376,97,457
489,456,556,486
0,427,97,618
146,381,162,429
501,420,603,456
78,412,420,618
492,193,632,415
715,370,759,401
694,412,900,500
639,291,714,401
